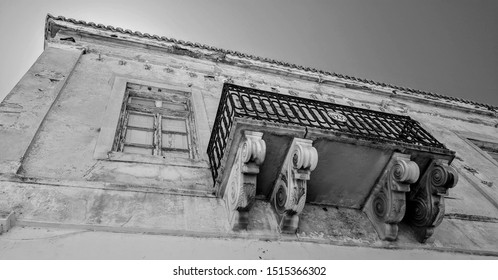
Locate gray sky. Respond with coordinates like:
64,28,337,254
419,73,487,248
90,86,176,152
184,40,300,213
1,0,497,105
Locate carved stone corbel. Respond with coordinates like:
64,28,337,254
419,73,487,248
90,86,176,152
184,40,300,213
271,138,318,233
405,159,458,243
224,131,266,230
363,153,419,241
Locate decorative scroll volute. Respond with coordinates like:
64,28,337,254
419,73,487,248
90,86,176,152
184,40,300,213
271,138,318,233
364,153,419,241
224,131,266,230
405,159,458,243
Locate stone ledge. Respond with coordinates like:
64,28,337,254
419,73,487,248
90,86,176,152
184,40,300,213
11,221,498,258
1,180,497,256
0,211,15,234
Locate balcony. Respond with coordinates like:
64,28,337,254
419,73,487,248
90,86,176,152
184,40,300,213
207,83,458,242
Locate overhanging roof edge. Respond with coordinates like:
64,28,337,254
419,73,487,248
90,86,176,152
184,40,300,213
44,14,498,113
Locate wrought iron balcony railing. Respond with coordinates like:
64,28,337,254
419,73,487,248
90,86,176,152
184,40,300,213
207,83,454,183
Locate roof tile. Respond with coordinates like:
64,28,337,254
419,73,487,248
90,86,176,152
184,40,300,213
45,14,497,112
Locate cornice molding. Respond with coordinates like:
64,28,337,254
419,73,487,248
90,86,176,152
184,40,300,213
44,14,498,114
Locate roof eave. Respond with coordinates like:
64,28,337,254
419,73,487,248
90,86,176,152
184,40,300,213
44,14,498,114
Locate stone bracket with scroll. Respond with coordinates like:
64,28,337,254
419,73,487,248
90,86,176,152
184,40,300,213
223,131,266,231
271,138,318,234
363,153,420,241
405,159,458,243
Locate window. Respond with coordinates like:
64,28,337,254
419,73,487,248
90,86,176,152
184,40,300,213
113,83,193,159
94,77,209,167
468,138,498,163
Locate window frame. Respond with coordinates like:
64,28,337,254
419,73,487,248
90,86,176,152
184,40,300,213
454,130,498,168
94,76,209,168
115,84,192,158
466,138,498,163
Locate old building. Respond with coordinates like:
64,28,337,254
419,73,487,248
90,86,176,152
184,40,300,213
0,14,497,259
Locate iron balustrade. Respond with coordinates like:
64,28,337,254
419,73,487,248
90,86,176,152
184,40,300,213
207,83,453,183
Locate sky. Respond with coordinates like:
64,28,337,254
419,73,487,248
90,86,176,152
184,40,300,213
0,0,497,105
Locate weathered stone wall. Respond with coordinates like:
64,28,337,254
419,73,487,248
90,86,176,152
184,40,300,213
0,46,83,174
0,17,497,256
